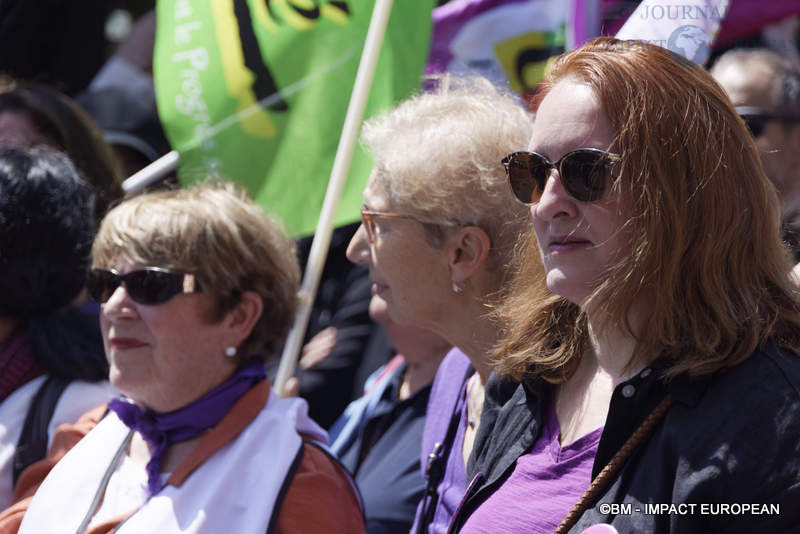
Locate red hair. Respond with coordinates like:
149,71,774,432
493,38,800,382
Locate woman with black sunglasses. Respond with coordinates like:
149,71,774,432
0,183,365,534
450,38,800,533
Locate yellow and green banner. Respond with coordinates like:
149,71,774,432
154,0,434,236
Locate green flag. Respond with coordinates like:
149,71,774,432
154,0,434,236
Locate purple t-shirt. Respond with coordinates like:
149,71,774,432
411,348,472,534
460,393,602,533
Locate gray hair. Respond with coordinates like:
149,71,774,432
710,49,800,114
361,75,533,281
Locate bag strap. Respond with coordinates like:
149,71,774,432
265,441,307,534
416,364,474,534
554,394,674,534
266,439,366,534
13,375,71,485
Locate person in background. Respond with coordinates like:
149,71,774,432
345,75,533,534
328,293,450,534
76,9,172,179
0,146,115,509
0,182,365,534
76,87,170,180
0,78,125,223
271,223,384,429
710,49,800,262
452,37,800,533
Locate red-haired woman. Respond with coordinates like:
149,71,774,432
453,38,800,533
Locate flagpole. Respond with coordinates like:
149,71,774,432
122,150,179,194
274,0,396,394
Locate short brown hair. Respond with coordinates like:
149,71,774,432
494,38,800,382
92,181,300,362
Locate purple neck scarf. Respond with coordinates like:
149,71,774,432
108,363,267,495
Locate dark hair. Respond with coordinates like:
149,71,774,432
0,78,124,222
0,146,107,380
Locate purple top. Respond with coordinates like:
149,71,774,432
460,393,602,533
411,347,472,534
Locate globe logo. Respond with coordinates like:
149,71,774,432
667,25,712,65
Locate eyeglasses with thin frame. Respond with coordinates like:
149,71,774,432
736,106,800,137
502,148,621,204
87,267,203,306
359,205,418,243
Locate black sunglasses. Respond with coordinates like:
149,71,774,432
736,106,800,137
87,267,202,305
502,148,621,204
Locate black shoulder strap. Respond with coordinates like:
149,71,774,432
266,443,306,534
13,375,71,485
416,364,474,534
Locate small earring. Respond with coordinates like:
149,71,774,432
451,281,463,294
225,346,237,358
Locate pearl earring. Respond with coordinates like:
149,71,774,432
451,281,463,294
225,346,237,358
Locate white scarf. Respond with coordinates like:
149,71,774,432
19,387,325,534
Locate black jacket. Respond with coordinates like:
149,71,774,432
451,342,800,533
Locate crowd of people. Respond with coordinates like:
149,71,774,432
0,8,799,534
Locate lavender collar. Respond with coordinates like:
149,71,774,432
108,363,267,495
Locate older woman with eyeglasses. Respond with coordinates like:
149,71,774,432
345,76,533,534
447,38,800,534
0,182,365,534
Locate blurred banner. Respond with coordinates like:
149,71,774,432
426,0,602,98
716,1,799,43
153,0,433,236
610,1,800,65
615,0,729,65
